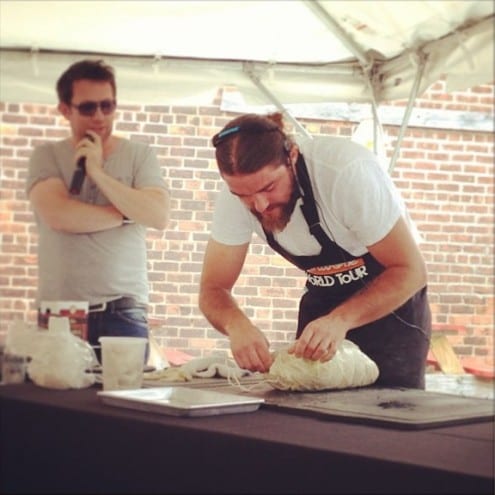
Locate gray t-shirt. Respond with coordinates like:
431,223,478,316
26,138,167,306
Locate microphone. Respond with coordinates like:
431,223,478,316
69,134,94,195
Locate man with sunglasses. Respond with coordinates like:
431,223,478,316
199,112,432,389
26,59,170,361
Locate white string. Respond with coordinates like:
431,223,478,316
224,356,268,393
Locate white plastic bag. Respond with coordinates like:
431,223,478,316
27,316,98,389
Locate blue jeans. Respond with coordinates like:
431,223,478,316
87,307,149,364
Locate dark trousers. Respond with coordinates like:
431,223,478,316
87,306,149,363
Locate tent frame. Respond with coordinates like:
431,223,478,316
250,0,429,172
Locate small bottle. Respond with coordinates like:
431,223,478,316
1,350,26,384
1,320,28,385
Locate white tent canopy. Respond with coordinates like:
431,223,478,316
1,0,493,107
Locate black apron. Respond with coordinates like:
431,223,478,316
263,154,431,389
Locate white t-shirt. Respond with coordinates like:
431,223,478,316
211,135,414,258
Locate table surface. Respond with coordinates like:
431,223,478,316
1,382,494,494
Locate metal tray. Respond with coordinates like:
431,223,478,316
97,386,264,417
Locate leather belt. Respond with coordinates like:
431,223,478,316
89,297,146,313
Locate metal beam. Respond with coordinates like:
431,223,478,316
244,63,312,138
303,0,371,68
388,51,428,173
303,0,385,160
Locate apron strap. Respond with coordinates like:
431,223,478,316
295,153,332,247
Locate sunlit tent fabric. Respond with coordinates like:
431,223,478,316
0,0,493,106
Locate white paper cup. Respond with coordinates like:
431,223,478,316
98,337,147,391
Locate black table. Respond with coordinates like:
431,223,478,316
0,383,493,494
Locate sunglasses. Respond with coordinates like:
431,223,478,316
70,99,117,117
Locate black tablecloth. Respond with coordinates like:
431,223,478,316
0,383,493,494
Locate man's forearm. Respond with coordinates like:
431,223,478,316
199,287,253,337
329,265,427,330
90,169,169,230
40,199,124,234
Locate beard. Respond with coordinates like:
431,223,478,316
251,169,300,233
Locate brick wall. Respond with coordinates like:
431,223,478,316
0,80,493,360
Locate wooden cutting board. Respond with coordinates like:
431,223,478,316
429,334,465,374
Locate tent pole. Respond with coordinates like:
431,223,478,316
388,52,428,173
365,74,383,157
304,0,386,158
244,64,311,138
